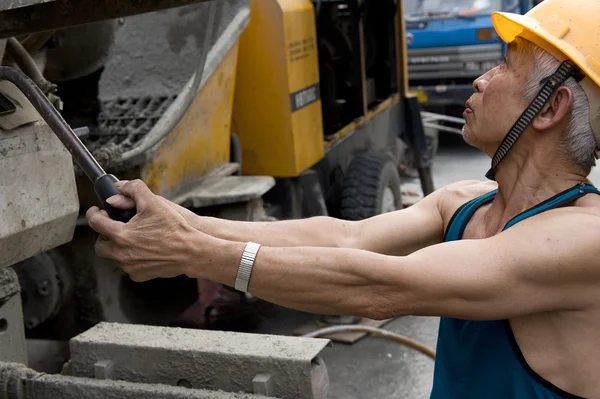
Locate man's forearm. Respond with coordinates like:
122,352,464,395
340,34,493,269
195,215,358,249
193,238,412,319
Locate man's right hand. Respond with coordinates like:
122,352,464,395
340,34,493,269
106,186,202,230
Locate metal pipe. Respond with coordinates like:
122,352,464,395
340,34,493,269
421,111,466,125
0,66,105,182
5,38,55,95
20,31,56,54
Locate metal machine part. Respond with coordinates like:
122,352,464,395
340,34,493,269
43,20,119,84
0,66,135,222
0,119,79,270
0,0,214,38
0,268,27,364
88,0,249,172
0,322,331,399
14,252,73,331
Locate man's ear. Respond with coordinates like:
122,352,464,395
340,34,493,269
532,86,573,131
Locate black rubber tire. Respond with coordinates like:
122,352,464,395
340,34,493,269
340,151,403,221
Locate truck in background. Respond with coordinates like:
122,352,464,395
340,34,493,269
404,0,536,138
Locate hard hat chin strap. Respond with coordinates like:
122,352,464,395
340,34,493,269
485,60,585,180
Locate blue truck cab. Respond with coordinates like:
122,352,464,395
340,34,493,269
405,0,536,117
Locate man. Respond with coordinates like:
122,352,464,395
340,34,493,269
86,0,600,397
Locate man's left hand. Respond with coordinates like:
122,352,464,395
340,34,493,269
85,179,213,282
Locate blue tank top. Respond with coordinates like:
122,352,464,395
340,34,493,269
430,183,600,399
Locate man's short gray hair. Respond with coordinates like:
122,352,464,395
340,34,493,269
518,38,598,173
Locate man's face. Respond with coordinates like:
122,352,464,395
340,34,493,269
462,41,533,156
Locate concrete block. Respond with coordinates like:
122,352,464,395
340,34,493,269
0,294,27,364
94,360,114,380
65,322,330,399
252,374,273,396
0,362,270,399
0,122,78,269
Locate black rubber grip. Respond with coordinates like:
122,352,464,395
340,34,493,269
94,174,136,223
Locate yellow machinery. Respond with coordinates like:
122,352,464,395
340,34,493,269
0,0,435,341
233,0,324,178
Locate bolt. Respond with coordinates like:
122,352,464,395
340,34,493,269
26,317,39,329
37,280,49,296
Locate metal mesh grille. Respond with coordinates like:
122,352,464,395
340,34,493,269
98,95,177,138
83,94,177,153
77,94,177,169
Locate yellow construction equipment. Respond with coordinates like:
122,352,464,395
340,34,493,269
0,0,435,358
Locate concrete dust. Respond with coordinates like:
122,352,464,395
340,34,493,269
99,1,247,101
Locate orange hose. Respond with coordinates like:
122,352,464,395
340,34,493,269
302,325,436,360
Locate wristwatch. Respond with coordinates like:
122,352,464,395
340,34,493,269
234,241,261,293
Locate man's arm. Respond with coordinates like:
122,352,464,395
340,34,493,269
196,190,445,256
191,210,600,320
89,178,595,322
108,180,448,255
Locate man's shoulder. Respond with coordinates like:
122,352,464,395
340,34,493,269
439,180,497,198
539,197,600,231
434,180,497,213
504,202,600,263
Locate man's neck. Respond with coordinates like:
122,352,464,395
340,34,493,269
486,145,588,231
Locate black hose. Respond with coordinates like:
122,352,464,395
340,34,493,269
5,37,55,95
0,66,105,181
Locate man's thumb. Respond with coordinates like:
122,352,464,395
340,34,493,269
114,179,152,209
106,194,136,209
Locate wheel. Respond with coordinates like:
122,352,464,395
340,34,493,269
340,151,403,220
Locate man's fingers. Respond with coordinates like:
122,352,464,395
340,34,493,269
87,206,124,240
95,236,119,259
106,194,136,209
114,179,153,210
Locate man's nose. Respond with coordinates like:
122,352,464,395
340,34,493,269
472,76,489,93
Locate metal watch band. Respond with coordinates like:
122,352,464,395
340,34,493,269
234,241,261,293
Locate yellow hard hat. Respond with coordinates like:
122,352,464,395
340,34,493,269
491,0,600,147
492,0,600,87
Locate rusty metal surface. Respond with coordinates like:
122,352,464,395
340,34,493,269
0,0,213,39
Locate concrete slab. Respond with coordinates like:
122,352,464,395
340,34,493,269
0,364,270,399
65,322,330,399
